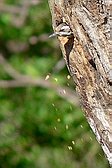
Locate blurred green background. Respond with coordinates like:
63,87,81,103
0,0,110,168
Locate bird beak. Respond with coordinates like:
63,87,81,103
49,33,57,38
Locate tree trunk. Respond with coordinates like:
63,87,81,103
48,0,112,166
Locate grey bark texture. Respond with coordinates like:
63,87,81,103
48,0,112,166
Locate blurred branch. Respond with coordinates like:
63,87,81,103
6,34,49,53
0,0,40,27
0,54,79,106
53,59,65,73
0,78,79,106
0,54,24,79
0,4,22,14
0,0,40,14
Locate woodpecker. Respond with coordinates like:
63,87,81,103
49,23,73,38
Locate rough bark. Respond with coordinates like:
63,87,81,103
48,0,112,166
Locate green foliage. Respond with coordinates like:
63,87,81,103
0,0,109,168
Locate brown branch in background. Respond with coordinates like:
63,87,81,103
53,58,65,73
0,54,79,106
6,34,50,53
0,0,40,27
0,54,24,79
0,4,21,14
0,78,79,106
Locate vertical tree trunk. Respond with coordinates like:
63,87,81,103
48,0,112,165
